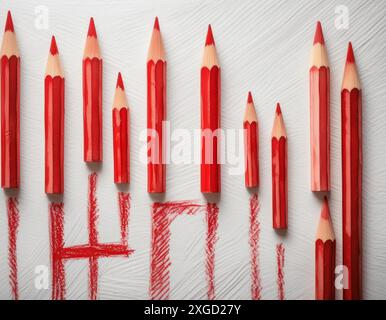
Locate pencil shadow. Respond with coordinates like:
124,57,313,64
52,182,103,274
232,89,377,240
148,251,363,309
275,228,288,237
46,193,64,204
202,192,221,205
86,162,103,173
115,183,130,193
4,188,20,199
149,192,166,203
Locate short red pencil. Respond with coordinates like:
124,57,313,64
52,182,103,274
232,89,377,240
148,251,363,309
83,17,102,162
244,92,259,188
342,42,362,300
1,11,20,189
315,197,336,300
112,73,130,184
45,36,64,194
201,25,221,193
147,17,166,193
310,21,330,192
271,104,287,230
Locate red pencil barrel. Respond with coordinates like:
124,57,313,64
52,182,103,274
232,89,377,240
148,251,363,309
310,66,330,192
147,60,166,193
342,88,362,300
315,239,336,300
1,55,20,188
272,137,287,229
83,57,102,162
244,121,259,188
113,108,130,184
201,66,221,193
45,75,64,194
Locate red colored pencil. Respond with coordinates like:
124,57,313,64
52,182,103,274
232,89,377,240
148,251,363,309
112,73,130,184
342,42,362,300
45,36,64,194
147,17,166,193
83,17,102,162
201,25,221,193
310,22,330,192
271,104,287,230
315,197,336,300
1,11,20,189
244,92,259,188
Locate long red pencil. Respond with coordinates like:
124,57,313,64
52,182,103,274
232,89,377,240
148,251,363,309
272,104,287,230
201,25,220,193
244,92,259,188
83,17,102,162
342,42,362,300
147,17,166,193
310,21,330,192
112,72,130,184
315,197,335,300
45,36,64,194
1,11,20,189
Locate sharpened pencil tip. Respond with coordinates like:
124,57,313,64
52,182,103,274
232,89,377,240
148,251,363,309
247,92,253,104
50,36,59,55
205,24,215,46
116,72,124,90
154,17,160,31
88,17,97,37
5,10,14,32
276,103,282,115
313,21,325,45
321,197,330,220
346,42,355,64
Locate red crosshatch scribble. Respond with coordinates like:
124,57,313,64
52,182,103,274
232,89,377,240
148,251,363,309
276,243,285,300
49,173,134,300
7,197,20,300
150,201,219,300
249,193,261,300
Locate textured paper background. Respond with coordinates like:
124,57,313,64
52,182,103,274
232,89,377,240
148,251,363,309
0,0,385,300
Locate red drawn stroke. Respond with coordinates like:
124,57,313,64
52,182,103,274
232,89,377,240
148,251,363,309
7,197,19,300
276,243,285,300
49,173,133,300
150,201,219,300
249,193,261,300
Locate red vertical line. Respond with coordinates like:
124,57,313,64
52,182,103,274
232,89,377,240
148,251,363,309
88,172,99,300
271,104,288,230
310,21,330,192
206,203,219,300
201,25,221,194
147,17,166,193
49,202,65,300
342,43,362,300
249,193,261,300
1,11,20,189
112,73,130,184
315,197,336,300
276,243,285,300
45,36,65,194
83,17,102,162
118,192,130,245
7,197,19,300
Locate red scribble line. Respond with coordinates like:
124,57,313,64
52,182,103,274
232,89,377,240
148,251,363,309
7,197,19,300
249,193,261,300
206,203,219,300
276,243,285,300
49,173,133,300
150,201,219,300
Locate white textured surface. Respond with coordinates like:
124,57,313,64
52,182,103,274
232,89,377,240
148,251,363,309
0,0,385,300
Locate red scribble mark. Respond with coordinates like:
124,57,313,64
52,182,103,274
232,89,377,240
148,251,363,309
249,193,261,300
49,173,134,300
150,201,219,300
276,243,285,300
7,197,19,300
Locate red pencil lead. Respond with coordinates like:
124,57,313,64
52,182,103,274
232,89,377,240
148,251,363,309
205,24,215,46
346,42,355,64
321,197,330,219
313,21,325,45
50,36,59,55
5,10,14,32
276,103,282,115
154,17,160,31
87,17,97,37
247,92,253,104
116,72,124,90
